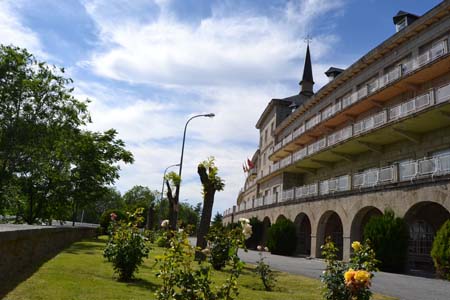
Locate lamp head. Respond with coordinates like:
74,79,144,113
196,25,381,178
204,113,215,118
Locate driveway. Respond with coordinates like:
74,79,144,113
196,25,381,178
238,249,450,300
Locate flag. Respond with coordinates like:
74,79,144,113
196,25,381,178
247,158,255,169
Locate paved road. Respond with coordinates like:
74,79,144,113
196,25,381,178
238,249,450,300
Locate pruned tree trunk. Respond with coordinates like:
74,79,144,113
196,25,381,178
196,164,217,260
166,181,179,230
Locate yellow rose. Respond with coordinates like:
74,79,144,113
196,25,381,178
352,241,361,252
354,270,370,283
344,269,355,283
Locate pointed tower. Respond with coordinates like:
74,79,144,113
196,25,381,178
299,44,314,97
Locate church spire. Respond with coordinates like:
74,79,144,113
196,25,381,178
299,42,314,97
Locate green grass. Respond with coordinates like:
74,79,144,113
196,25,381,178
4,237,397,300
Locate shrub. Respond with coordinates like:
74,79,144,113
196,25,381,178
206,224,231,270
321,238,378,300
267,218,297,255
255,247,276,291
363,209,409,272
245,217,263,250
155,219,251,300
103,208,150,281
431,220,450,280
99,209,126,234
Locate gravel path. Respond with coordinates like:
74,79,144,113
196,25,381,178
238,249,450,300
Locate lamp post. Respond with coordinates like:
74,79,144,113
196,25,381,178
178,113,215,194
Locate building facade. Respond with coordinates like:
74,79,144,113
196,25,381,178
223,1,450,273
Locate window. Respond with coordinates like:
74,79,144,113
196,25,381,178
271,122,274,134
396,17,407,32
272,186,279,203
264,129,268,144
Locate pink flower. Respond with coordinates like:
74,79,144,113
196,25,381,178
110,212,117,221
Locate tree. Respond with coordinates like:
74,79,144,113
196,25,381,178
0,45,133,224
0,45,88,223
165,171,181,230
211,212,223,228
78,187,124,224
66,129,133,226
363,209,409,272
123,185,157,229
196,157,225,259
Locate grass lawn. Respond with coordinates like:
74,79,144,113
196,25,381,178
4,237,397,300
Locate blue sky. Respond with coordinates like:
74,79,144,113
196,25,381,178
0,0,442,214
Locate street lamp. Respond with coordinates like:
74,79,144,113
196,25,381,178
178,113,215,193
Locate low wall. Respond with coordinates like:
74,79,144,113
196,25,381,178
0,226,97,293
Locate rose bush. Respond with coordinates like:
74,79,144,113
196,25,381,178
103,208,150,281
321,238,378,300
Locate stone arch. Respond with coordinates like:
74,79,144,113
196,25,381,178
261,216,272,247
404,201,450,273
294,212,311,256
316,210,344,259
350,206,383,243
275,214,287,223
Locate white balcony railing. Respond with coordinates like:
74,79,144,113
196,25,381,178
265,82,449,181
293,124,305,138
228,153,450,214
306,114,321,130
281,188,294,202
293,148,307,162
283,133,293,145
268,39,448,159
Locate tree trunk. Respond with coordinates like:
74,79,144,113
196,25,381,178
166,181,179,230
146,204,155,229
195,164,218,261
196,187,215,253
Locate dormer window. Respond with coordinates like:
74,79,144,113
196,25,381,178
396,17,407,32
393,10,419,33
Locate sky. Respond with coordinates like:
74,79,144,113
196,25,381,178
0,0,443,215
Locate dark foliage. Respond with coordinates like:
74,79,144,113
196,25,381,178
431,220,450,280
267,218,297,255
363,209,409,272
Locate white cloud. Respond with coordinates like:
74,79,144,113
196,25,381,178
84,0,345,87
0,1,46,57
77,0,348,214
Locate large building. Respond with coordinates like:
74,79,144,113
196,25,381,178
223,1,450,273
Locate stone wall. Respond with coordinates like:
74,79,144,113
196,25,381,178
0,226,97,294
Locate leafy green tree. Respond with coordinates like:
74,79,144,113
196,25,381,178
123,185,156,210
123,185,157,228
0,45,133,224
78,187,124,224
431,220,450,280
211,212,223,228
196,157,225,259
363,209,409,272
267,218,297,255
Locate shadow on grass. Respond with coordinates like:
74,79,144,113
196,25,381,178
0,238,102,299
64,240,105,255
125,278,161,292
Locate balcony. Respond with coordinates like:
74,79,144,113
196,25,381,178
270,39,449,161
259,81,450,182
226,153,450,215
